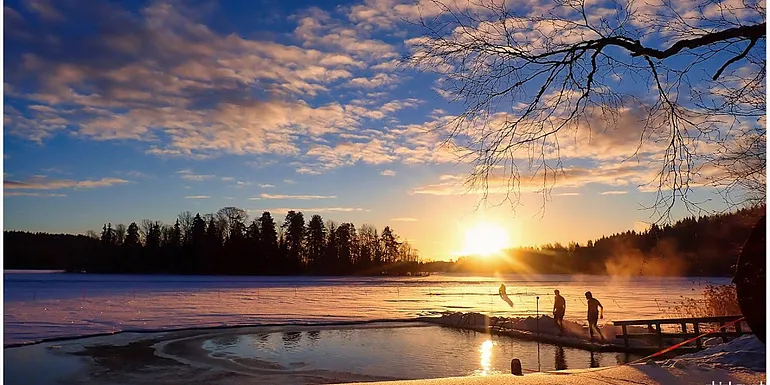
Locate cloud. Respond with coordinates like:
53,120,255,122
347,73,399,88
284,179,297,184
4,1,468,175
600,190,628,195
390,217,418,221
250,207,368,215
300,139,397,173
185,195,210,199
4,192,66,197
260,193,337,200
177,169,215,181
123,170,151,178
4,176,129,190
412,162,660,196
221,177,235,182
40,167,68,174
24,0,64,21
553,192,581,196
259,184,276,188
293,7,397,61
4,1,404,162
380,169,396,176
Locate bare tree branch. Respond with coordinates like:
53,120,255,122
409,0,765,221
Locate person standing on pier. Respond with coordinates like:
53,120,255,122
585,291,604,341
553,289,566,336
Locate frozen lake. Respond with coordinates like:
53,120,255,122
4,272,729,346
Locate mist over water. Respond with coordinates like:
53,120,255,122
4,272,729,346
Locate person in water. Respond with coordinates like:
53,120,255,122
585,291,604,341
553,289,566,336
499,284,513,307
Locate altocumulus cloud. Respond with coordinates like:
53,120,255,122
3,0,460,173
250,207,369,215
4,177,129,190
260,193,337,200
4,192,67,197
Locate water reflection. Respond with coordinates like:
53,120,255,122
282,332,302,349
554,346,567,370
589,351,600,368
479,340,493,375
204,326,642,379
306,330,320,342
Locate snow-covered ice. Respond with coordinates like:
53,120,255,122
4,272,730,346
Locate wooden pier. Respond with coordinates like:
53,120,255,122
613,315,751,350
425,312,754,355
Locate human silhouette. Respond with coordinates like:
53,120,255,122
499,284,513,307
553,289,566,336
585,291,604,341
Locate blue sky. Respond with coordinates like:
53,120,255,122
3,0,758,260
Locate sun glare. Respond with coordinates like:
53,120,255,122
462,222,511,256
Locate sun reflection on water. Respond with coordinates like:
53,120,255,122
478,339,493,375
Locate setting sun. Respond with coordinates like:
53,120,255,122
461,223,511,256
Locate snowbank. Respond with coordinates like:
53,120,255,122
661,334,766,372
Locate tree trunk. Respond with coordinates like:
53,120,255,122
734,214,765,343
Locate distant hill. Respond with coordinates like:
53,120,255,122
449,205,766,277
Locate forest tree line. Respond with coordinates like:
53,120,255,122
5,205,764,277
4,207,421,275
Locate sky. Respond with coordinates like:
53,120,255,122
3,0,760,261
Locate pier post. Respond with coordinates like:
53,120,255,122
511,359,523,376
655,323,663,349
694,323,702,349
536,296,540,337
622,325,629,348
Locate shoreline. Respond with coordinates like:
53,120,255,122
3,318,429,349
4,270,739,278
5,321,764,385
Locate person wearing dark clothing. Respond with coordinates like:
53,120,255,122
585,291,604,341
553,289,566,336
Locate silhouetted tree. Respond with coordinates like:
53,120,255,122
125,222,141,248
178,211,195,246
246,218,262,274
189,214,207,273
282,211,306,274
101,223,115,246
114,224,126,246
258,212,279,274
381,226,399,265
306,215,326,273
204,217,222,273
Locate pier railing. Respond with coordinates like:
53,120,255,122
613,315,750,350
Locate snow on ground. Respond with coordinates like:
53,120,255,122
343,335,766,385
661,334,766,372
